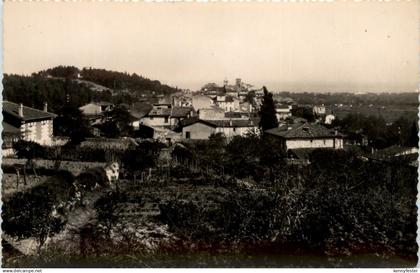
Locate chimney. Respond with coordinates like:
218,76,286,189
43,102,48,112
249,119,254,126
18,103,24,117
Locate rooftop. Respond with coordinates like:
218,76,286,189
2,121,21,135
3,101,56,122
181,116,259,128
147,107,171,117
171,107,194,118
369,145,418,160
265,122,343,139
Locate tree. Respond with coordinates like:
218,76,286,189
100,105,133,138
259,86,278,132
244,90,256,105
13,140,46,182
225,135,260,179
122,141,163,182
408,121,419,147
54,105,91,145
94,192,126,239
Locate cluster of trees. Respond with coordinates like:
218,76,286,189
3,74,111,112
35,66,178,96
172,132,285,182
4,65,178,114
334,114,418,149
80,67,178,95
54,103,137,141
160,149,417,262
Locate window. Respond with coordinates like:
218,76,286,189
186,132,191,139
164,117,169,123
233,127,236,132
323,140,326,145
150,117,154,120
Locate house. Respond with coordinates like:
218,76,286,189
170,106,195,127
180,117,259,140
265,122,344,151
152,127,182,145
79,101,114,115
172,95,192,107
211,95,240,112
368,145,418,165
140,103,195,129
191,95,213,111
128,102,153,130
2,121,22,157
79,101,114,125
140,103,172,128
2,101,57,147
239,102,254,113
313,105,326,116
275,104,292,120
254,88,265,98
197,106,225,120
238,91,249,102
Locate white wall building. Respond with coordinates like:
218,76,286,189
265,122,344,151
2,101,57,146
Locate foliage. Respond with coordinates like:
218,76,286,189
171,144,193,164
244,90,256,105
259,86,278,131
99,105,133,138
37,66,80,79
77,168,109,191
54,105,91,145
79,67,178,95
2,173,74,248
224,135,260,179
95,191,128,238
13,140,46,169
160,149,417,260
3,74,111,112
290,106,315,122
335,114,418,149
121,141,164,181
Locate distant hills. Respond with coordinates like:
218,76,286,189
3,66,179,112
35,66,179,95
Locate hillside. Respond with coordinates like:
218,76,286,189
36,66,178,96
3,66,179,112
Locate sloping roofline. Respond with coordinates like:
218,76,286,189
3,101,56,122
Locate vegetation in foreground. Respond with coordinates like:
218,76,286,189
2,133,417,267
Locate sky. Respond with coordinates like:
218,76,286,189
4,1,419,92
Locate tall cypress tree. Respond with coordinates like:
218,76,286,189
408,121,419,147
259,86,278,132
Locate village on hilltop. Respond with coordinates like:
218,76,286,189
2,67,419,267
